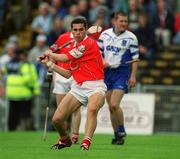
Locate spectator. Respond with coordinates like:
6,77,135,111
28,34,49,85
0,0,8,27
88,0,101,24
154,0,175,49
0,43,16,67
139,0,156,29
1,35,19,55
166,0,177,12
89,1,110,26
134,12,156,59
50,0,68,19
173,12,180,44
96,5,110,27
47,16,66,46
112,0,128,13
128,0,141,32
77,0,89,20
175,0,180,13
1,48,39,131
31,2,53,47
0,0,9,38
8,35,19,45
63,4,80,31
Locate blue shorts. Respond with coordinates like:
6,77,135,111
104,66,130,93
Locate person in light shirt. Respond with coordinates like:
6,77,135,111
98,11,139,145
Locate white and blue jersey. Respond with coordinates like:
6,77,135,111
98,28,139,92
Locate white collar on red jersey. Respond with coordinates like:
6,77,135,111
74,35,88,46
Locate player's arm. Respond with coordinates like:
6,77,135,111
39,49,70,63
38,43,85,64
98,32,111,68
128,35,140,87
49,52,70,62
37,56,71,78
50,62,72,79
128,61,139,87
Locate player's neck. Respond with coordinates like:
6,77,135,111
74,35,88,44
113,27,125,36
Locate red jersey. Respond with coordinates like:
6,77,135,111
66,36,104,83
50,32,73,69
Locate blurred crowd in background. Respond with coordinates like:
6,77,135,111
1,0,180,60
0,0,180,131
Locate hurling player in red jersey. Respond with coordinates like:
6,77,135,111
38,16,107,150
50,32,81,144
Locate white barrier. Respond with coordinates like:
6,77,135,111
79,93,155,135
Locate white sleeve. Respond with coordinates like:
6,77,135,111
98,33,105,54
130,35,139,59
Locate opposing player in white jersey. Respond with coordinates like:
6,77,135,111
98,11,139,145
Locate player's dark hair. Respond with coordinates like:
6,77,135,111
71,16,88,29
114,11,128,19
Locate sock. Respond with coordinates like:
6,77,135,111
72,132,79,143
118,125,126,136
82,136,91,149
114,125,126,139
72,132,79,138
114,131,119,140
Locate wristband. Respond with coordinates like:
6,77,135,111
46,61,55,70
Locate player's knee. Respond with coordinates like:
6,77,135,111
52,114,63,125
109,103,118,113
88,107,99,116
52,116,59,125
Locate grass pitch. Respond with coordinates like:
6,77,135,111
0,132,180,159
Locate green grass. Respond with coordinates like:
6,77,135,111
0,132,180,159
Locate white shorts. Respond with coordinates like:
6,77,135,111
52,72,73,94
69,80,107,106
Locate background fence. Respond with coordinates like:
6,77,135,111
0,82,180,133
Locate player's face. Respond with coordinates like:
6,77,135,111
72,23,86,43
114,15,128,32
